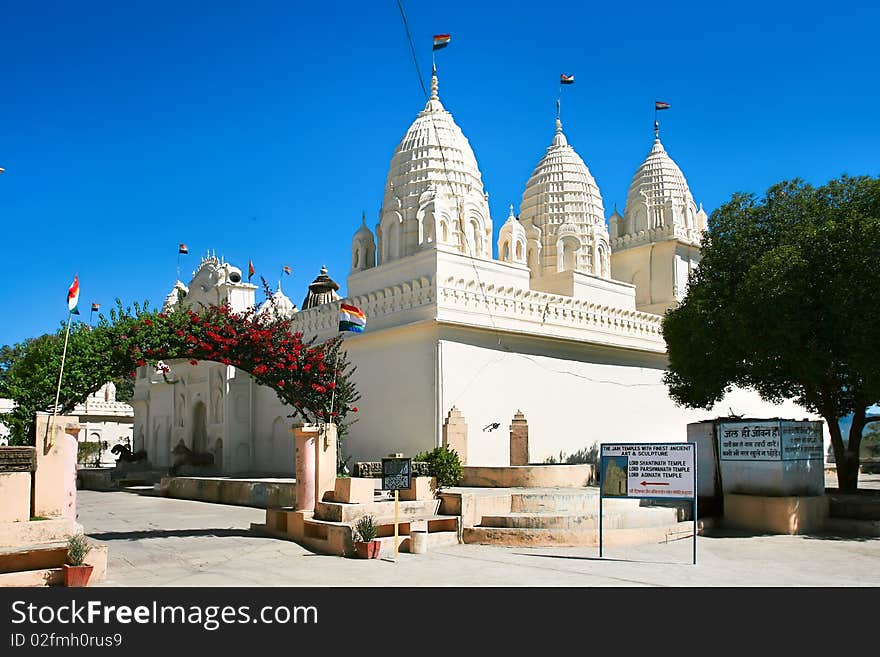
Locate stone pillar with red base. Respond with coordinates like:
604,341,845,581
293,423,338,512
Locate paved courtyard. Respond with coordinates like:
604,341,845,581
76,485,880,587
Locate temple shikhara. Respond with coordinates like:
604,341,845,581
132,69,812,474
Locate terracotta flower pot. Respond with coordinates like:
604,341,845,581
354,540,381,559
63,564,94,587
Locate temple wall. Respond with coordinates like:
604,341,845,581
436,327,822,466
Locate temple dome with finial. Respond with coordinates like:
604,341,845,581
258,281,298,319
301,265,341,310
377,68,492,265
519,116,610,278
614,123,706,248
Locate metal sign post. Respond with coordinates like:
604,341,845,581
599,442,698,565
381,455,412,563
598,455,604,559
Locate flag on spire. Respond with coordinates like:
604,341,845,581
655,101,671,110
282,266,292,275
248,260,255,281
67,275,80,315
178,243,188,254
433,34,451,50
560,74,575,85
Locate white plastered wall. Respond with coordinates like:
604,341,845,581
438,326,822,466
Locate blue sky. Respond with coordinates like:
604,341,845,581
1,0,878,346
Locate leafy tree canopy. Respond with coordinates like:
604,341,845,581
663,175,880,491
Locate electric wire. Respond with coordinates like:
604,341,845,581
393,2,665,401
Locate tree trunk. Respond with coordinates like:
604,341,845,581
825,413,858,492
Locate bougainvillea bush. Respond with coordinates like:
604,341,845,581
0,299,360,444
116,302,360,428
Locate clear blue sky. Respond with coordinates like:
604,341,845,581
1,0,878,347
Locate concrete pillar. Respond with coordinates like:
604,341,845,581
293,426,315,511
33,414,79,519
442,406,468,464
293,423,337,512
315,424,337,507
509,410,529,466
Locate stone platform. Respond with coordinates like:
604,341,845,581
440,486,694,547
159,476,297,508
0,519,108,588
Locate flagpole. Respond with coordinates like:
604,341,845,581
328,333,343,421
49,311,74,446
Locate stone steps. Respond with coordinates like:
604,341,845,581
510,490,598,513
0,542,68,574
0,567,63,587
315,498,441,523
463,521,696,547
0,537,109,587
481,512,604,530
0,518,79,549
823,518,880,537
253,512,460,557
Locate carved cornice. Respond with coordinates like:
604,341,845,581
436,276,664,341
611,224,703,251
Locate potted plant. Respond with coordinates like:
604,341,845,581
352,515,381,559
63,533,94,587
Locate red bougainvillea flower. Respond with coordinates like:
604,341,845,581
189,359,198,366
351,407,358,413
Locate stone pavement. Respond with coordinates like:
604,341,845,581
76,485,880,587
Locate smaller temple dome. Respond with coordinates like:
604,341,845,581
258,280,298,319
301,266,342,310
617,125,707,249
351,212,376,273
498,204,527,265
162,280,189,311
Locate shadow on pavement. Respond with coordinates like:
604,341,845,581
87,528,256,541
511,553,688,566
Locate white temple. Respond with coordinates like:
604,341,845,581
132,70,815,474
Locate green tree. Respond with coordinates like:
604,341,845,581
0,323,123,445
663,175,880,491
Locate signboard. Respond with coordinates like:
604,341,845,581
600,443,696,499
381,457,412,491
599,442,697,565
780,421,824,461
718,420,823,461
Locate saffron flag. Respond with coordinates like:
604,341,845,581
433,34,451,50
91,302,100,312
338,303,366,333
248,260,255,281
67,275,80,314
178,243,188,254
282,266,292,275
560,74,575,85
655,101,671,110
